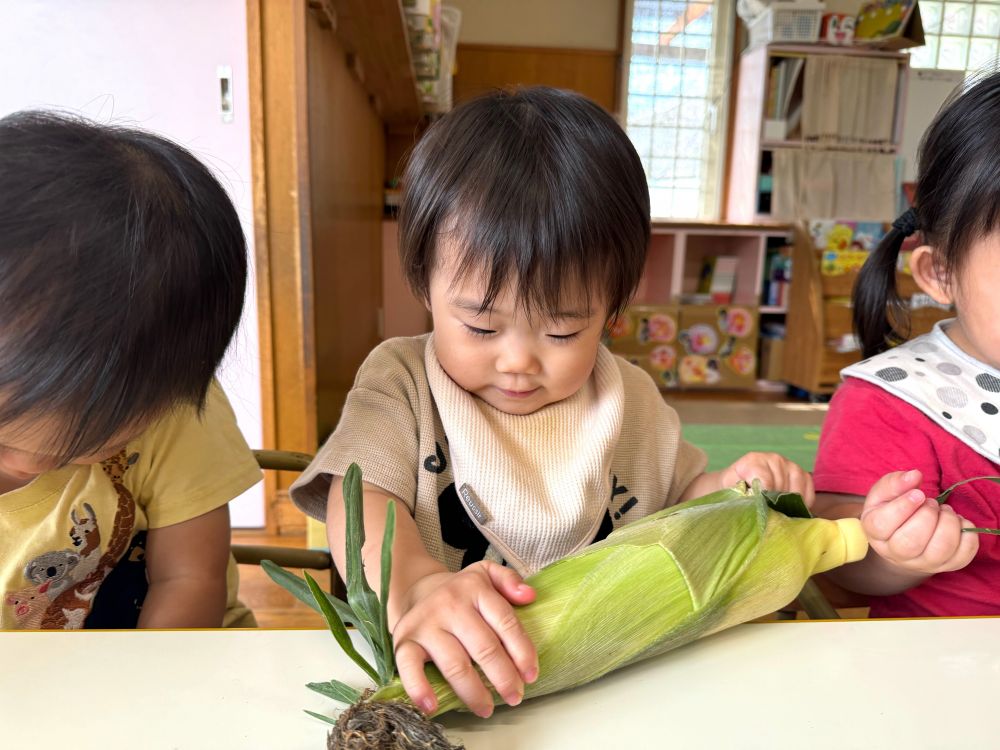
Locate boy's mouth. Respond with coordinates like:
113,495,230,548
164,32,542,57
497,387,539,399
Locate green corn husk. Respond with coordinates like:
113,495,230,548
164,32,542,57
369,481,868,716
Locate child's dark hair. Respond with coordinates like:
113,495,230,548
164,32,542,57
399,86,650,321
0,111,248,461
854,70,1000,357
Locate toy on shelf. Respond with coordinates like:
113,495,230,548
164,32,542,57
820,12,855,44
809,219,889,275
854,0,925,50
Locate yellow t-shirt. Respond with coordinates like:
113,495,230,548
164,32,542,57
0,382,262,630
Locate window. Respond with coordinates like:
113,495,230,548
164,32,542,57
623,0,735,220
909,0,1000,73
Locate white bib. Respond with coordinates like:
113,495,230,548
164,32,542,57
842,320,1000,463
424,335,624,576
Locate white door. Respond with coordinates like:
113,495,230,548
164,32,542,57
0,0,265,526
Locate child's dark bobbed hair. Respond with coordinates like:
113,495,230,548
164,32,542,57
854,70,1000,357
0,111,248,461
399,86,650,320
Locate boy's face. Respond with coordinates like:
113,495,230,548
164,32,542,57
428,241,608,415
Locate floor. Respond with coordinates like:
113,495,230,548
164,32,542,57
235,392,831,629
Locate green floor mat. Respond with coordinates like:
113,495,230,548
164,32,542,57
682,424,821,473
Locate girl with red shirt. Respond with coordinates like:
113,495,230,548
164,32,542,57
814,71,1000,617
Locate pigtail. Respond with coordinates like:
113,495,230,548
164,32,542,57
853,208,918,358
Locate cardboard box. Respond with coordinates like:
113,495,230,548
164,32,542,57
676,304,759,389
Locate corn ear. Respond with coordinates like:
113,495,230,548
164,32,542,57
371,482,867,715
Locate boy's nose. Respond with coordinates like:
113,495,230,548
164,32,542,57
496,341,540,375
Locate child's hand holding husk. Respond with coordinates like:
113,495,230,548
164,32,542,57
681,451,815,507
861,469,979,578
391,561,538,718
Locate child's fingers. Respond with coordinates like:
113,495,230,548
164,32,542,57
727,452,777,489
420,629,495,718
881,498,938,561
757,454,784,489
937,507,981,571
919,504,965,569
954,514,981,568
864,470,923,511
861,487,926,542
787,464,814,505
395,638,439,715
451,605,525,709
732,453,811,502
482,560,536,606
477,588,538,688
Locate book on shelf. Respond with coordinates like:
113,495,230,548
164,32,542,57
695,255,740,304
763,246,791,308
764,57,805,140
711,256,740,304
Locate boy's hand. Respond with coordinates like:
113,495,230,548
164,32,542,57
392,561,538,718
861,470,978,576
720,452,814,506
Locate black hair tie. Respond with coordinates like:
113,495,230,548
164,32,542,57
892,208,920,236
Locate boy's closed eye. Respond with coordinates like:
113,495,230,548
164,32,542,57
547,331,582,343
464,324,496,338
462,323,583,343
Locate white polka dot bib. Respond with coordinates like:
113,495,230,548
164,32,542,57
842,320,1000,462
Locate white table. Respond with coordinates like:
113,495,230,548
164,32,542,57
5,619,999,749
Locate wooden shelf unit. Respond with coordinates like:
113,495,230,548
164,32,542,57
321,0,423,126
783,226,952,395
637,222,792,307
727,43,909,224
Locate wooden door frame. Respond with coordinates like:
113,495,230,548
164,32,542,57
246,0,317,534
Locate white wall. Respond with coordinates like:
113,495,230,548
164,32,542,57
900,69,964,182
0,0,265,526
447,0,620,49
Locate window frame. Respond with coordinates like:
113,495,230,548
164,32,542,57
619,0,737,221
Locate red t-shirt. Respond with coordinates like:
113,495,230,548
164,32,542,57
814,377,1000,617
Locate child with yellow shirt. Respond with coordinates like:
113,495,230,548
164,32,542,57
0,111,261,629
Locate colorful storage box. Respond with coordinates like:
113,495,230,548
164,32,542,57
605,305,680,389
676,304,759,389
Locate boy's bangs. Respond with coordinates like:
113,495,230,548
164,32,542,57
446,201,613,321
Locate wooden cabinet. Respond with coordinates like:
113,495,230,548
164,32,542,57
637,222,790,307
727,43,909,224
607,222,796,391
783,226,952,395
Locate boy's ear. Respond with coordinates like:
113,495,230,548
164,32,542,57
908,245,953,305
